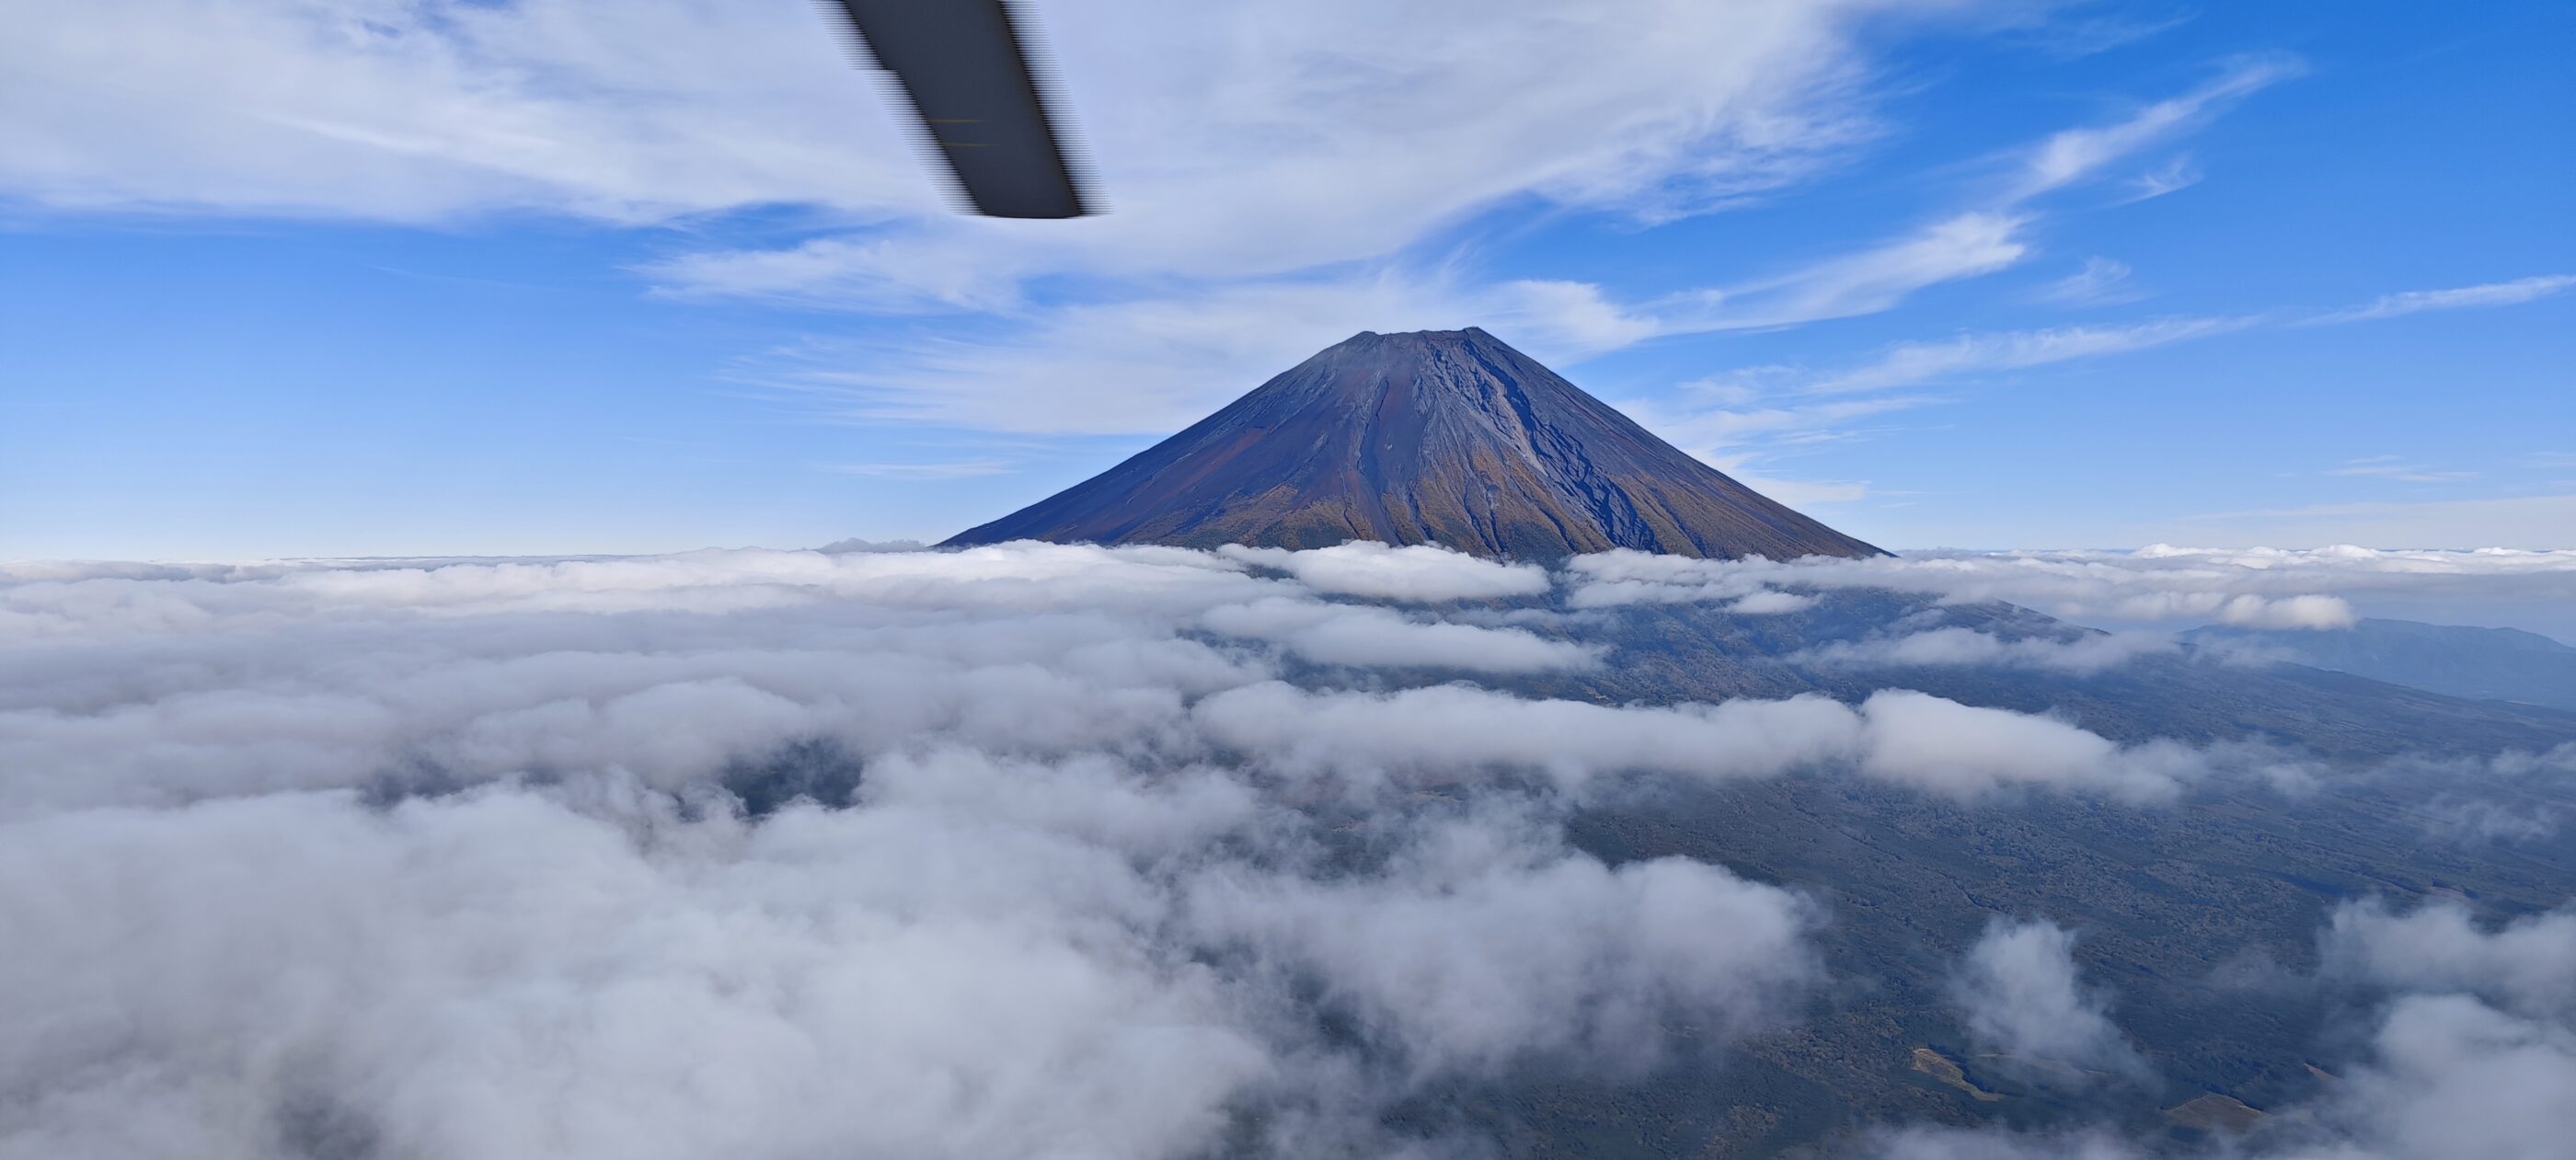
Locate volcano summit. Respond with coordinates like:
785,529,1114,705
944,327,1883,560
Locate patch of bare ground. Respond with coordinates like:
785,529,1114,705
1909,1048,2004,1102
2163,1093,2265,1133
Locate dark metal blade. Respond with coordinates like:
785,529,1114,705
823,0,1096,219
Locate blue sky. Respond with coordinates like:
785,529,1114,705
3,0,2569,559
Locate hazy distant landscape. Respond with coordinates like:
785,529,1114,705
2186,618,2576,712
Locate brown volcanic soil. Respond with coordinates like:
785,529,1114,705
943,327,1883,560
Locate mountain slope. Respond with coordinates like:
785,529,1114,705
943,327,1883,560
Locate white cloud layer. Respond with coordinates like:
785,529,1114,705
1196,683,2193,803
1198,597,1600,673
4,539,2290,1157
1567,544,2576,634
1219,541,1551,603
1800,626,2179,672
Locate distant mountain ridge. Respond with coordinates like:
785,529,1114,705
2185,617,2576,712
944,327,1883,560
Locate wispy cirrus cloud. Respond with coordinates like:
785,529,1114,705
822,460,1019,479
2305,274,2576,325
1579,264,2564,512
688,54,2309,452
2010,56,2300,201
2325,456,2480,485
731,269,1504,436
624,0,1972,307
1615,394,1934,458
1656,212,2034,331
2030,257,2146,307
2117,154,2203,202
1800,316,2248,395
7,0,1923,267
2003,10,2194,61
684,52,2317,452
1698,272,2574,405
729,211,2033,437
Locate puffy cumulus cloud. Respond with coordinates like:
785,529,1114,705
1800,626,2178,672
1730,589,1820,614
1198,597,1601,673
1194,683,2192,802
1566,545,2576,632
2412,796,2563,844
1947,918,2146,1083
1186,814,1819,1080
2218,593,2360,630
0,769,1822,1160
1869,993,2576,1159
1855,691,2191,802
1219,541,1551,603
2280,905,2576,1160
1194,682,1866,792
2324,900,2576,1019
1869,900,2576,1160
0,786,1269,1160
1560,552,1800,611
2317,993,2576,1160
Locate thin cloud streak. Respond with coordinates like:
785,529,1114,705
2029,257,2146,307
822,461,1019,479
1798,316,2248,395
1683,272,2572,412
2305,274,2576,325
2011,56,2300,200
2116,154,2202,202
2325,457,2479,485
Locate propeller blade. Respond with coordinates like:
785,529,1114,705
822,0,1097,219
